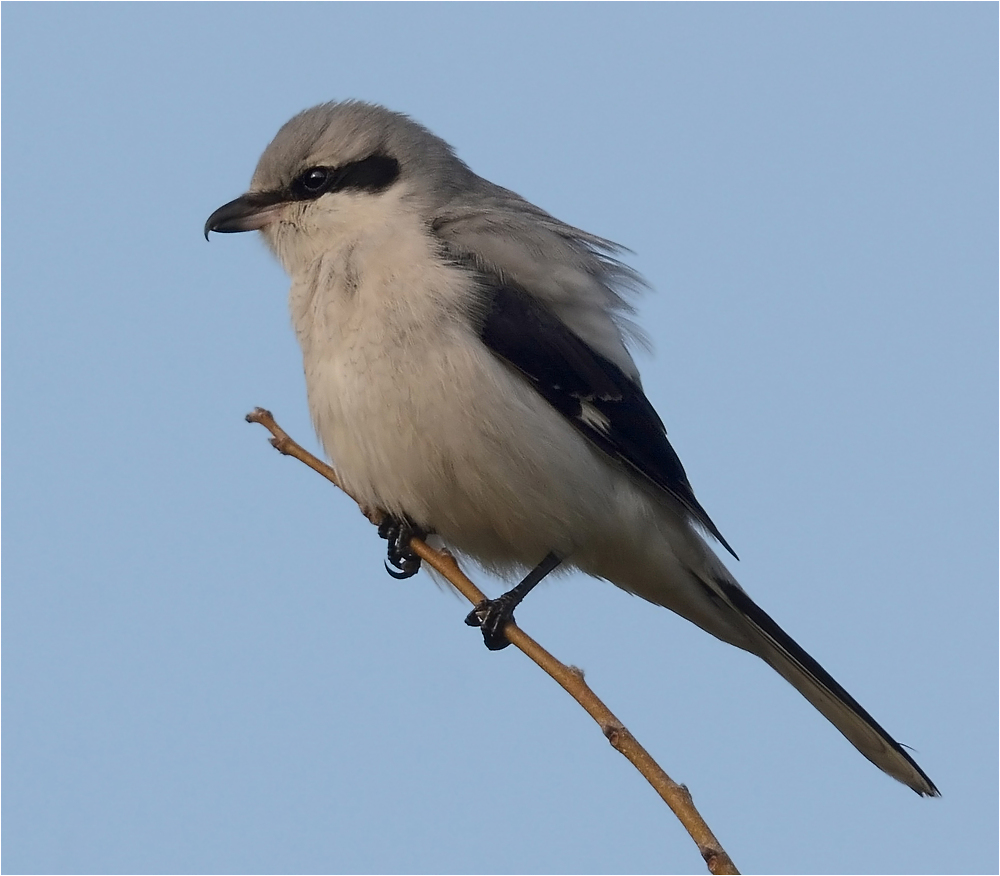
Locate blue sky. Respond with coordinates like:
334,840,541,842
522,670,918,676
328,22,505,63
3,4,996,874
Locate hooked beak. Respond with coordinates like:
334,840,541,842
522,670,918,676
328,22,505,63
204,191,288,240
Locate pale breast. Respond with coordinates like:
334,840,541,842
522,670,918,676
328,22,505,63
288,222,622,570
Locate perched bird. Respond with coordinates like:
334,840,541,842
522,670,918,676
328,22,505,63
205,101,937,796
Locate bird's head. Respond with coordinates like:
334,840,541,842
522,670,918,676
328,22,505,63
204,101,472,274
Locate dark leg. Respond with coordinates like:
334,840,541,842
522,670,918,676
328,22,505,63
378,516,425,579
465,552,562,650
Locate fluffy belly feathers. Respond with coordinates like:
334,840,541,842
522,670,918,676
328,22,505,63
304,324,620,571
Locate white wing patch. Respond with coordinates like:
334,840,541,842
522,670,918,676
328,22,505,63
578,401,611,433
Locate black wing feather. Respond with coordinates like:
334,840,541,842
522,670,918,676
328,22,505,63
476,283,737,559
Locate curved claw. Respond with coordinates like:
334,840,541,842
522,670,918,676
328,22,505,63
384,560,419,580
464,599,514,650
378,514,424,580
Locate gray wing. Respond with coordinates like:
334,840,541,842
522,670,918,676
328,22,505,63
433,197,737,558
431,181,646,381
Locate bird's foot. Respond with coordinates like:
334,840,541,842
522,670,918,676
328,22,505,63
464,552,563,651
464,593,519,651
378,516,424,579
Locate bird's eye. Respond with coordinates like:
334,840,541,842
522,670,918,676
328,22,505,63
302,168,328,190
293,167,332,197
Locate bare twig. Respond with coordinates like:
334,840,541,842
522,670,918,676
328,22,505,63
246,407,740,876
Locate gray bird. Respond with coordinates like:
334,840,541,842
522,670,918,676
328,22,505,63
205,101,937,797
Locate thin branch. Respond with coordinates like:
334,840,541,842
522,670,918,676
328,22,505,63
246,407,740,876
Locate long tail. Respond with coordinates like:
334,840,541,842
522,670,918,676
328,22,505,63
708,572,938,796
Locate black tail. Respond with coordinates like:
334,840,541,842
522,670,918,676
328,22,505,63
713,574,938,796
